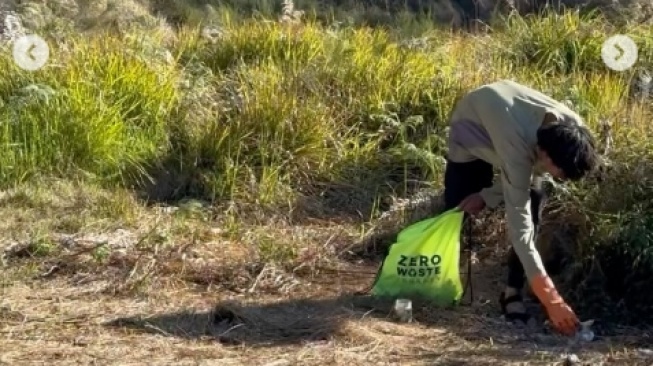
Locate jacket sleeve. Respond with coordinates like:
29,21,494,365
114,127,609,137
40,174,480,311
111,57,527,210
474,105,548,282
478,156,545,282
498,163,547,281
479,181,504,208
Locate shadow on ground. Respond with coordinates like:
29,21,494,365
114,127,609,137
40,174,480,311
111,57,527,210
100,291,511,348
102,290,652,364
100,287,528,349
103,294,398,347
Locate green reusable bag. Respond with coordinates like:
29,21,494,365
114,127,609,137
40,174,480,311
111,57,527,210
370,208,465,307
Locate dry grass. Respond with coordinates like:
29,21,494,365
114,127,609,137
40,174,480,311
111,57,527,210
2,265,651,365
1,183,652,365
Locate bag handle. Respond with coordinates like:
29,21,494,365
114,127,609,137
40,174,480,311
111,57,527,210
460,215,475,306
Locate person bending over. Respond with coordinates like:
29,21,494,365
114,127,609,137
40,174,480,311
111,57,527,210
442,79,598,335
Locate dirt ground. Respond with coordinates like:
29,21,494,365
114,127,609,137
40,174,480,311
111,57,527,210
2,255,652,366
0,183,650,365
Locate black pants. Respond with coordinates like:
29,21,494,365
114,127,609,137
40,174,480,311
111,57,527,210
443,158,544,291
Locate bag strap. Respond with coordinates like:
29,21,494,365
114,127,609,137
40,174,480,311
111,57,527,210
460,215,474,306
354,238,390,296
355,261,381,295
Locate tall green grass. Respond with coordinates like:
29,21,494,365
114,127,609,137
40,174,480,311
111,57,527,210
495,8,653,74
167,21,474,203
0,35,179,186
2,6,650,204
2,7,651,202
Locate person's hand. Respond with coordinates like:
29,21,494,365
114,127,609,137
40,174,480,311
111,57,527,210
544,301,580,336
458,193,486,215
531,274,580,336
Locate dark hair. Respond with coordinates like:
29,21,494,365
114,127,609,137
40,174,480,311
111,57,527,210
536,121,598,181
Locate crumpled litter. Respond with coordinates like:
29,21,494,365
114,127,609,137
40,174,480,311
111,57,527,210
575,319,595,343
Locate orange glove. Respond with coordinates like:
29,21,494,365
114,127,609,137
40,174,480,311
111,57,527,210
531,274,579,336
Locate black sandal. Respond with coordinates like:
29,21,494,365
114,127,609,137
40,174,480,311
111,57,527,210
499,291,532,324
